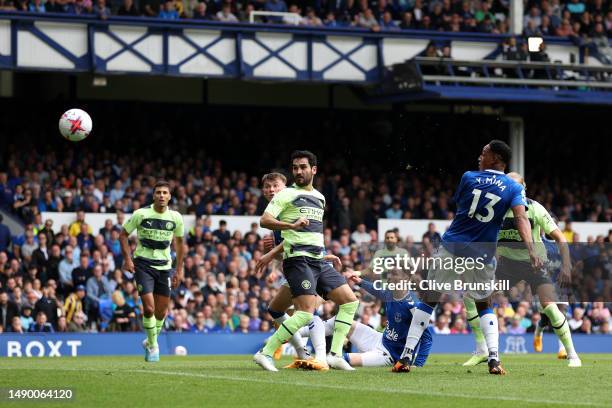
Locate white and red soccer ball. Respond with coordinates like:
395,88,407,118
59,108,92,142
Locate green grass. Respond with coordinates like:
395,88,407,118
1,354,610,407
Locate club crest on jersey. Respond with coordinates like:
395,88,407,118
301,280,312,290
394,312,402,323
165,222,173,230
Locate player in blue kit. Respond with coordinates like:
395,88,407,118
394,140,542,375
296,268,433,368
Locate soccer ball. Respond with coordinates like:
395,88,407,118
59,108,92,142
174,346,188,356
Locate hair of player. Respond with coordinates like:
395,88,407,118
261,172,287,185
291,150,317,167
154,179,171,192
488,140,512,166
507,171,526,189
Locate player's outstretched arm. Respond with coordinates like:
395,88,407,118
511,205,543,270
255,242,284,276
119,228,134,273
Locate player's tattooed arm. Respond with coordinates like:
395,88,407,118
511,205,543,270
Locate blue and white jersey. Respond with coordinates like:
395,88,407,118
360,280,433,364
443,169,527,260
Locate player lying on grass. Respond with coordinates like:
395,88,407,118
463,172,580,368
120,180,185,362
253,150,359,372
296,268,433,369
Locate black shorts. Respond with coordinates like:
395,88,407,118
283,256,346,299
496,256,552,293
134,258,172,297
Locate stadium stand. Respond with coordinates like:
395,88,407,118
0,0,610,38
0,102,610,336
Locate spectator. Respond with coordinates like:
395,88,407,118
0,215,11,253
9,315,25,333
216,3,238,22
86,264,113,311
351,223,370,245
399,11,414,29
302,7,323,26
213,220,231,244
69,210,91,237
64,285,86,323
110,291,135,332
379,11,399,30
0,290,19,330
29,311,54,332
68,311,88,332
433,314,450,334
192,2,210,19
28,0,46,12
117,0,140,15
357,8,380,30
159,0,179,19
385,200,402,219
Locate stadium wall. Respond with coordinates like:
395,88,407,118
1,333,610,357
41,212,272,236
0,12,593,83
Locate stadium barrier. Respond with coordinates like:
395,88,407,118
1,333,610,357
41,212,272,237
0,11,594,84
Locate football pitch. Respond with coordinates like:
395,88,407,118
1,354,610,407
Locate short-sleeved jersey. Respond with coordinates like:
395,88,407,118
264,184,325,259
122,204,184,270
442,170,527,260
497,198,558,262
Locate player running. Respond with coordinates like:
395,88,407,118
463,172,581,368
257,172,329,369
120,180,185,362
297,268,433,368
393,140,541,375
253,150,359,372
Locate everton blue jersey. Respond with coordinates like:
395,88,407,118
361,280,433,365
443,169,527,259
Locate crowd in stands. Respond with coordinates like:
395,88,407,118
0,0,610,38
0,148,610,335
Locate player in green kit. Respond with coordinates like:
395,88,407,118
462,172,581,368
120,180,185,362
253,150,359,371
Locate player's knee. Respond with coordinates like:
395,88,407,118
143,304,155,317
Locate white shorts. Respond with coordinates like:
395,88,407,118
427,246,497,300
349,323,394,367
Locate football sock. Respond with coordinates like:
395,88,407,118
330,301,359,355
404,303,434,351
464,297,487,354
143,315,157,349
262,311,313,357
309,316,327,362
478,308,499,362
155,317,165,336
543,304,576,358
272,313,307,356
